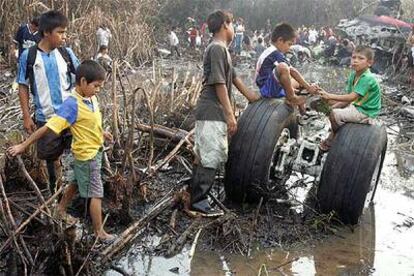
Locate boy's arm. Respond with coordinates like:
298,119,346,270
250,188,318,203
7,125,49,156
290,67,319,94
233,77,261,103
16,50,36,134
320,90,359,103
18,84,36,134
216,84,237,136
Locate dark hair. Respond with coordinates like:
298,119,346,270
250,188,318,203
258,37,263,43
207,10,233,34
99,45,108,52
31,16,40,27
343,39,349,46
271,23,296,43
354,45,375,61
39,10,68,37
75,60,106,85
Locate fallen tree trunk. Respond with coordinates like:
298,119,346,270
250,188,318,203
100,188,178,262
136,123,193,144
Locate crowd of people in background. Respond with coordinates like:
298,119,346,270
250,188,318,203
162,16,414,89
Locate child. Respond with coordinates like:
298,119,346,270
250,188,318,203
17,10,80,195
95,45,112,72
191,10,260,217
13,16,41,58
255,23,319,111
8,60,115,242
254,37,266,57
319,46,381,151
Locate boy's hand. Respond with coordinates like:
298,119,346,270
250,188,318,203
23,116,36,134
307,83,321,94
7,144,26,157
286,95,306,106
226,114,237,136
319,90,330,100
103,131,114,143
248,93,261,103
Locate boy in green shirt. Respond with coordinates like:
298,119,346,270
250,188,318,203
319,46,381,151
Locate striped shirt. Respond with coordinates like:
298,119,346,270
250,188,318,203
17,47,80,122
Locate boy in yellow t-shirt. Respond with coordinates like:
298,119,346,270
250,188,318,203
8,60,115,242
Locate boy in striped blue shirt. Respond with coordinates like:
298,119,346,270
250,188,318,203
17,10,79,194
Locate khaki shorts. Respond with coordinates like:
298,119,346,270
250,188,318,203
194,120,228,170
332,104,372,126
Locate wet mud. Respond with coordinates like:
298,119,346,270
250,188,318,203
105,64,414,276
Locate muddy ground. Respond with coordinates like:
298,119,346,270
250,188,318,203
104,60,414,275
1,57,413,276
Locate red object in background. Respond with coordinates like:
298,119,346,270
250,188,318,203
190,28,198,38
376,15,413,29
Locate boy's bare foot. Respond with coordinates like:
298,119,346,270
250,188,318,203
97,231,117,242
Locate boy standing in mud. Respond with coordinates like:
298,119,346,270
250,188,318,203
255,23,319,111
17,10,79,195
318,46,381,151
8,61,116,242
190,10,260,217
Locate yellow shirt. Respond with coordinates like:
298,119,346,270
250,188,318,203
46,90,103,161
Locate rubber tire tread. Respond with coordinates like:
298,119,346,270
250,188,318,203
225,99,297,203
317,123,387,224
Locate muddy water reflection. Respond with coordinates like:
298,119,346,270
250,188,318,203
192,191,414,276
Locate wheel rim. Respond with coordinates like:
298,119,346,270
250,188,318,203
267,128,291,190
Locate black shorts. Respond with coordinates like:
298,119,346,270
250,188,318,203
36,121,72,161
408,50,414,68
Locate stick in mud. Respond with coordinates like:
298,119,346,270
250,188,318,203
16,156,52,216
0,185,64,254
100,189,176,261
0,174,34,266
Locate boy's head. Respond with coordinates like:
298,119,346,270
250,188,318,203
75,60,106,97
271,23,296,54
258,37,263,44
30,16,40,31
207,10,234,44
351,46,375,72
39,10,69,47
99,45,108,54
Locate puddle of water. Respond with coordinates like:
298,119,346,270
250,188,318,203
191,192,414,276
